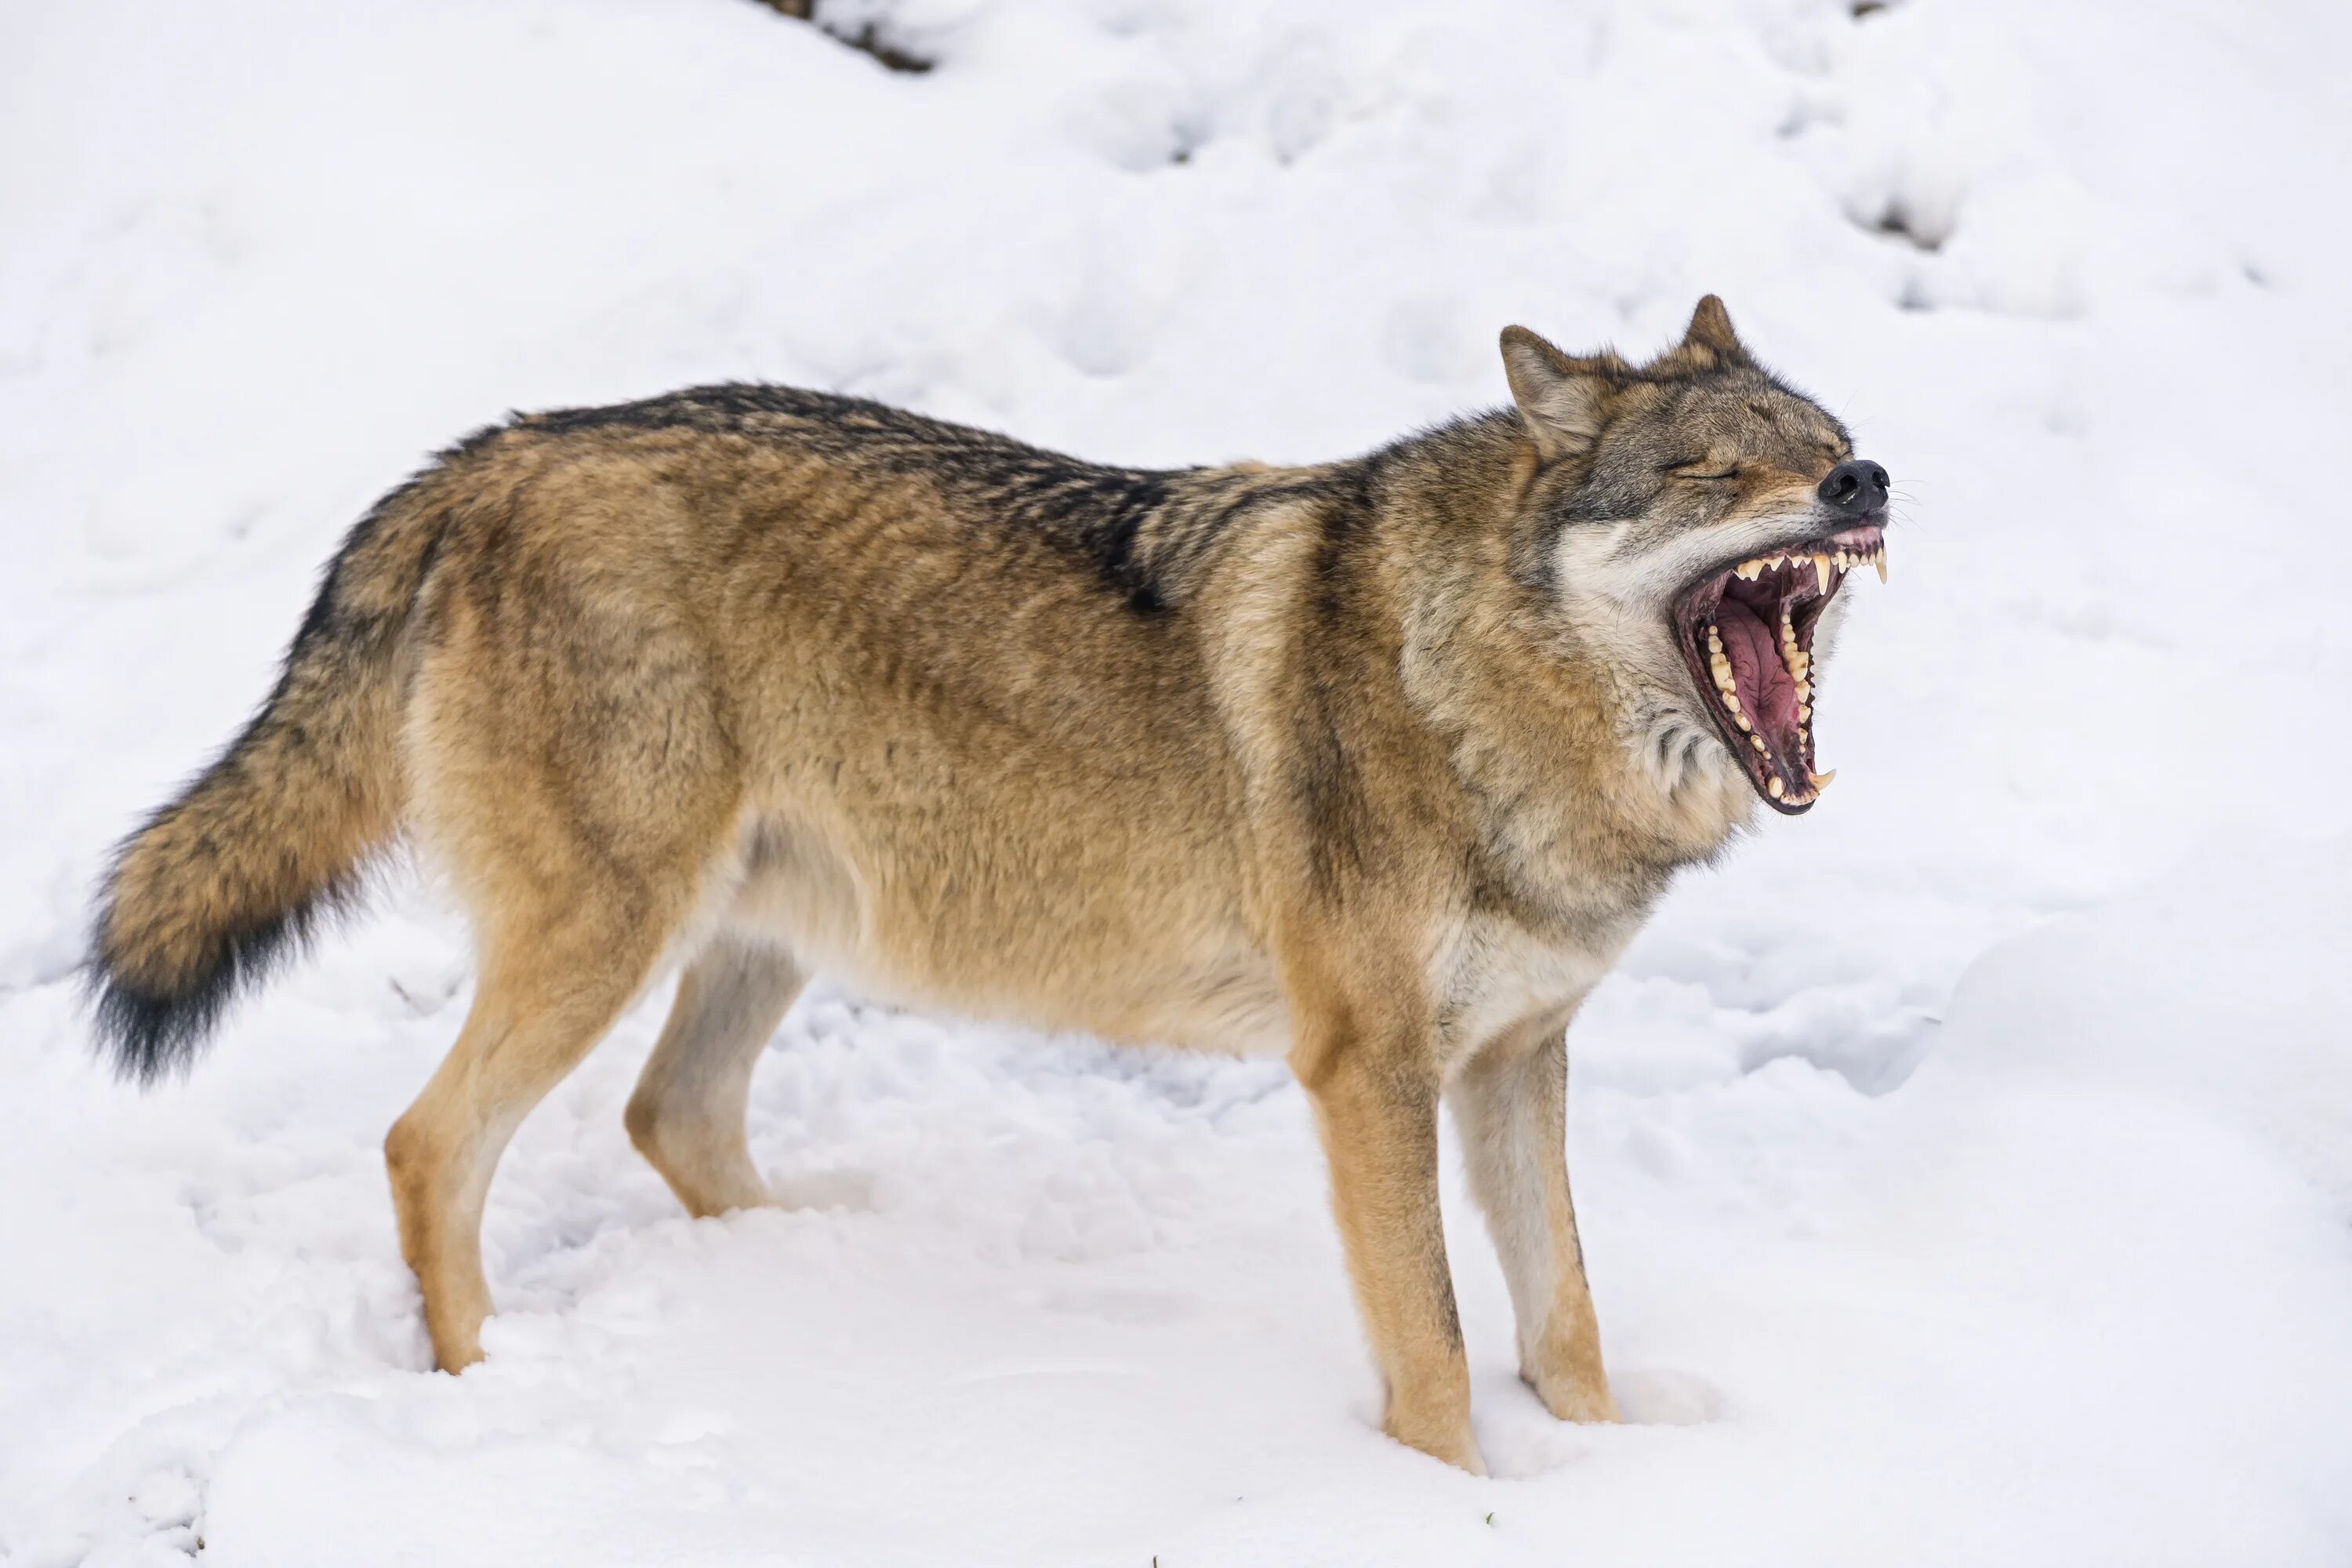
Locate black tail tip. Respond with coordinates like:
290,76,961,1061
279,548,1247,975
82,872,361,1087
83,962,226,1087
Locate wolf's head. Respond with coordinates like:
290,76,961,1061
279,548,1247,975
1498,298,1888,815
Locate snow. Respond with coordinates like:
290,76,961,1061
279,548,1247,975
4,0,2350,1562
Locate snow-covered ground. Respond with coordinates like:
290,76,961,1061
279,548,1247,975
5,0,2350,1562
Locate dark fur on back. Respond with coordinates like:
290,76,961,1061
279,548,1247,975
521,384,1350,614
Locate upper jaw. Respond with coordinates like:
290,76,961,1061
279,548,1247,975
1681,517,1888,598
1689,520,1887,602
1671,518,1885,814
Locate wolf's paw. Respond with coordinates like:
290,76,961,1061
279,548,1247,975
1383,1406,1489,1475
1523,1362,1621,1425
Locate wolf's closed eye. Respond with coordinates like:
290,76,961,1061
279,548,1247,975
1664,459,1740,482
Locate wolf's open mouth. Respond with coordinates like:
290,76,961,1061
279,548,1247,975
1672,524,1884,815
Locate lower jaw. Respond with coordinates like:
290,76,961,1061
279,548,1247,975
1675,667,1826,812
1665,648,1825,818
1747,740,1821,810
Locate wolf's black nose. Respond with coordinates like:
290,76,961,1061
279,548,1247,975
1819,459,1889,514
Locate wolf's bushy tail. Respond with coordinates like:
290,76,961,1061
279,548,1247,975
87,467,458,1083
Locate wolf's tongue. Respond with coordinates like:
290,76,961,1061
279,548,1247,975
1718,596,1803,766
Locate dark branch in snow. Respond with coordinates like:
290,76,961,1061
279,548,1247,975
744,0,935,74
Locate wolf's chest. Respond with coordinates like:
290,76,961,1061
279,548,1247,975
1428,909,1638,1068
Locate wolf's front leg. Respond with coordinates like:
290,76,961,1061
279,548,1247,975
1450,1014,1618,1424
1294,1014,1484,1474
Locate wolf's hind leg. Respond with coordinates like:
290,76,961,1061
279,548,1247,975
626,939,805,1218
384,892,674,1371
1450,1013,1618,1424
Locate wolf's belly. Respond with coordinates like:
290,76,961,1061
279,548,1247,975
719,810,1293,1058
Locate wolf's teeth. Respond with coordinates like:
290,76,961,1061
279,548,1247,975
1735,560,1764,581
1813,556,1834,593
1751,735,1766,752
1768,775,1784,799
1798,702,1811,722
1810,769,1836,790
1735,713,1751,731
1875,548,1889,584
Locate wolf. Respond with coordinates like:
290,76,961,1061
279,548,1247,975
87,296,1889,1472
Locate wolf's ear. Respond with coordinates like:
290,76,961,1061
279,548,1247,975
1500,325,1620,461
1673,295,1749,367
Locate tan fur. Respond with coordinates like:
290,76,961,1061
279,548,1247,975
90,298,1875,1471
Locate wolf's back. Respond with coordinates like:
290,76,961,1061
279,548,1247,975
87,458,461,1082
